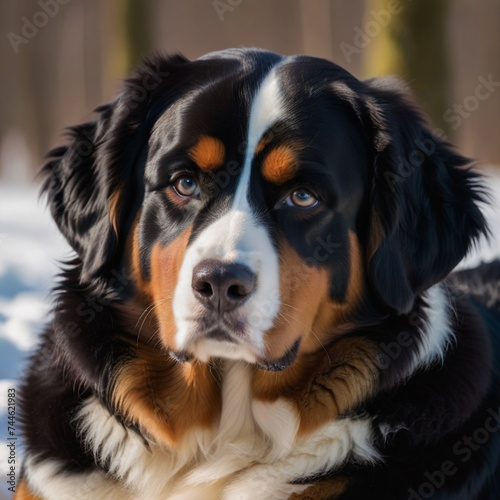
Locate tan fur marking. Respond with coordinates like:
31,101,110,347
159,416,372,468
311,231,364,341
116,224,221,445
347,231,364,304
113,344,221,446
189,135,225,171
253,335,379,436
120,213,160,344
109,186,123,237
262,231,364,361
289,476,349,499
261,145,298,184
261,242,331,361
130,218,142,285
253,232,375,435
367,209,383,262
255,132,272,154
13,481,43,500
148,229,192,347
127,212,151,297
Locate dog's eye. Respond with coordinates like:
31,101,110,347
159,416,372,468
284,188,318,208
173,175,199,197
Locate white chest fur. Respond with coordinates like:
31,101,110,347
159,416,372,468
25,361,379,500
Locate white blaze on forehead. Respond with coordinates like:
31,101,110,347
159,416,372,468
232,69,285,209
172,65,285,360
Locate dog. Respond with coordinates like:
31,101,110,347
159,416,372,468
16,48,500,499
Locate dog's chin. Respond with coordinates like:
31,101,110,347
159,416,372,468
191,338,260,364
169,336,301,372
170,335,261,365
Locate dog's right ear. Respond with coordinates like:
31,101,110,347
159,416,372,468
40,55,189,283
41,105,117,282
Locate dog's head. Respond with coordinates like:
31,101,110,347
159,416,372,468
43,49,486,370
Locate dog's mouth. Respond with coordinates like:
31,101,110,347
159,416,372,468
169,333,301,372
255,338,301,371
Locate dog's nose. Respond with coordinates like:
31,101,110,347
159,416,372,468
192,260,256,313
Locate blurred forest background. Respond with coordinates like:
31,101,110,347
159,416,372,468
1,0,500,182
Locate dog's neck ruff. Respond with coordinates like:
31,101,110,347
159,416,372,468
23,286,455,500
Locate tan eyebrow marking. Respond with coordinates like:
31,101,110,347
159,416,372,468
261,145,298,184
255,132,272,155
189,135,226,171
108,185,123,238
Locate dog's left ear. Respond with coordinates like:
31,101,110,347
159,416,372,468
362,79,488,313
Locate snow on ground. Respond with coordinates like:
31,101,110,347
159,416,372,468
0,171,499,498
458,169,500,268
0,183,70,499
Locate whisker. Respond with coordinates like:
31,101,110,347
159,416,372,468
136,298,168,344
134,302,157,331
279,304,332,368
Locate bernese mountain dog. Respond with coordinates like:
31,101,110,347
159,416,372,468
16,49,500,499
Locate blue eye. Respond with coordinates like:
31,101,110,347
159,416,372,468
284,188,318,208
173,175,199,197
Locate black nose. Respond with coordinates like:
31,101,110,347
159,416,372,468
192,260,256,313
